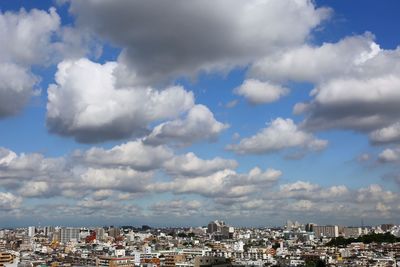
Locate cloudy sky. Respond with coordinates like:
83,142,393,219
1,0,400,227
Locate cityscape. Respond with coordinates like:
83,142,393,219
1,221,400,266
1,0,400,266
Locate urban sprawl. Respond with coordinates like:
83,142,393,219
1,221,400,267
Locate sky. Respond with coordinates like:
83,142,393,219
1,0,400,228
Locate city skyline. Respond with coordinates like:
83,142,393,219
1,0,400,227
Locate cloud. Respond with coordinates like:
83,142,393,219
227,118,327,155
298,74,400,132
149,199,204,217
80,167,152,192
46,58,194,143
249,34,381,83
18,181,50,198
0,8,60,118
0,192,22,210
1,144,400,223
234,79,289,104
144,105,228,146
152,167,281,199
225,100,238,109
79,140,173,171
370,122,400,144
247,33,400,145
163,152,237,177
68,0,330,85
278,181,350,201
0,63,38,118
0,147,67,183
378,148,400,163
357,153,371,162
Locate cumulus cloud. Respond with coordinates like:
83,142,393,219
0,63,38,118
234,79,289,104
149,199,204,217
152,167,281,199
249,34,381,83
248,34,400,143
163,152,237,177
378,148,400,163
80,167,152,192
46,58,194,143
0,147,66,183
67,0,330,85
298,75,400,132
246,33,400,145
18,181,50,198
370,122,400,144
0,8,60,117
1,145,400,222
144,105,228,146
0,192,22,210
227,118,327,155
278,181,350,201
80,140,173,171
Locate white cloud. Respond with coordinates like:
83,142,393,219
370,122,400,144
0,192,22,210
80,140,173,171
18,181,50,198
249,34,380,83
0,8,60,65
163,152,237,177
378,148,400,163
234,79,289,104
150,199,204,217
80,167,152,192
278,181,350,201
46,58,194,143
227,118,327,155
0,8,60,117
356,184,398,203
144,105,228,146
68,0,330,85
152,167,281,199
0,63,38,118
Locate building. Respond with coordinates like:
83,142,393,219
44,226,55,237
97,256,135,267
95,227,106,241
0,252,14,266
207,221,225,234
207,221,234,239
194,256,231,267
28,226,35,237
342,227,362,238
313,225,339,238
108,227,121,238
60,227,80,244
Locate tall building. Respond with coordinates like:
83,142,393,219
305,223,316,232
44,226,55,237
28,226,35,237
60,227,80,244
207,221,234,239
313,225,339,238
108,227,121,238
207,221,225,234
342,227,362,238
95,227,106,241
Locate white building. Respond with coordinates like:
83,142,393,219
313,225,339,238
28,226,35,237
60,227,80,244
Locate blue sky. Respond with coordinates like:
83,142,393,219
0,0,400,227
